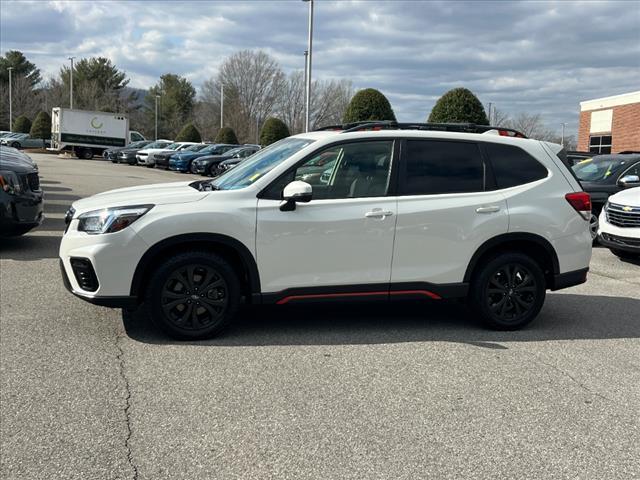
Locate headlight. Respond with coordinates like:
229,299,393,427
0,170,22,195
77,204,153,234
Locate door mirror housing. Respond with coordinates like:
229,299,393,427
280,181,312,211
618,174,640,189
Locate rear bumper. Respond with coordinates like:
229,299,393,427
549,267,589,291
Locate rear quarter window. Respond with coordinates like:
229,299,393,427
486,143,548,189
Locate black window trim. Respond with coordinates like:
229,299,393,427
397,137,489,197
257,137,400,200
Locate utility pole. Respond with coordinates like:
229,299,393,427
561,123,567,147
220,83,224,129
7,67,13,130
487,102,493,125
256,116,260,144
155,95,160,140
303,0,314,132
68,57,75,109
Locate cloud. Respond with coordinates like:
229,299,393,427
1,0,638,136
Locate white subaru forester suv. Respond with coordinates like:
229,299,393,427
60,122,592,339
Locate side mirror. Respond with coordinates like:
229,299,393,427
280,181,312,211
618,174,640,189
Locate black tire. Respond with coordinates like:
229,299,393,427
79,148,93,159
11,142,21,149
146,251,241,340
469,252,546,330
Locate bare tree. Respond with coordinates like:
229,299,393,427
506,112,554,139
216,50,285,142
490,107,511,127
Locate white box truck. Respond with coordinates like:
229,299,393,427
50,108,145,159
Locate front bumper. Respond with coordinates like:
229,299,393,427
169,161,189,172
598,210,640,253
192,162,208,174
0,189,44,235
59,221,149,299
60,260,138,308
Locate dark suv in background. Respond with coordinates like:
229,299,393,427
0,146,44,236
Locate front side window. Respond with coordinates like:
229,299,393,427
589,135,612,154
264,140,394,200
400,140,484,195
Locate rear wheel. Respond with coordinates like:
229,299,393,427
469,252,546,330
146,251,241,340
11,142,21,149
589,213,599,242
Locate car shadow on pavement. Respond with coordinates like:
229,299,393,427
0,234,61,261
122,293,640,347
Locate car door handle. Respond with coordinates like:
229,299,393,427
476,205,501,214
365,209,394,219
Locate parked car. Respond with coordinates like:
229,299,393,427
128,140,173,166
193,145,261,176
0,131,13,139
166,144,238,172
153,143,208,169
566,151,593,166
0,133,51,149
598,187,640,259
104,140,151,162
60,122,592,340
572,153,640,239
215,157,245,176
136,141,192,167
0,146,43,236
141,142,202,167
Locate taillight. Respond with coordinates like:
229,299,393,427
565,192,591,220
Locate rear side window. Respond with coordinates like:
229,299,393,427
400,140,484,195
486,143,548,189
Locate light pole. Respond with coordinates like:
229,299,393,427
7,67,13,130
155,95,160,140
561,122,567,147
68,56,75,109
303,0,314,132
220,83,224,129
487,102,493,125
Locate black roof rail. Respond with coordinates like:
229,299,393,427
314,124,345,131
315,121,528,138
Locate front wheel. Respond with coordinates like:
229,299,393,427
11,142,21,149
146,251,241,340
469,252,546,330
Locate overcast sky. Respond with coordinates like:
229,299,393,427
1,0,639,135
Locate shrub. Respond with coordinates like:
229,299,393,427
342,88,396,124
215,127,239,144
428,88,489,125
259,118,290,146
29,111,52,147
175,122,202,142
12,115,32,134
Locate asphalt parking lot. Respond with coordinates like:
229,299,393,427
1,153,639,480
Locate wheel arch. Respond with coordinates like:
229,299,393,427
464,233,560,286
130,233,261,302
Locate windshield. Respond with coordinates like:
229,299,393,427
129,140,148,148
212,137,315,190
185,144,206,152
146,141,169,149
166,143,182,150
572,157,632,182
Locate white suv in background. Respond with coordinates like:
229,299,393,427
598,186,640,259
60,122,592,339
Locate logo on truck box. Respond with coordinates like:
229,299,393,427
90,117,104,129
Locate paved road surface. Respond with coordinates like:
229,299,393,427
1,153,639,479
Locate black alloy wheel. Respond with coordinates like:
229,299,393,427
147,252,240,339
470,252,545,330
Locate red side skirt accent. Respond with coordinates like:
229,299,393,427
275,290,441,305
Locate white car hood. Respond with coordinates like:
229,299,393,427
137,148,174,155
71,181,207,213
608,187,640,207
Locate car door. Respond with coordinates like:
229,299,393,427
391,139,509,287
256,139,398,294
